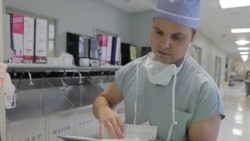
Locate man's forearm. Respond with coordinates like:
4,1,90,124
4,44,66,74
92,95,111,119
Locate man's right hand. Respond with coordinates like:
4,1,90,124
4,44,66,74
97,106,124,139
92,81,124,139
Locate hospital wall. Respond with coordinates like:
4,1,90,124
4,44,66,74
3,0,228,88
130,10,228,88
194,30,227,81
3,0,131,56
0,0,3,62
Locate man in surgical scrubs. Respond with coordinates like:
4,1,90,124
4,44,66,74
93,0,225,140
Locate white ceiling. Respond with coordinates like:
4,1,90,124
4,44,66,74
104,0,250,58
104,0,157,12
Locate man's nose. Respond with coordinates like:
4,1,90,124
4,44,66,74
160,37,171,49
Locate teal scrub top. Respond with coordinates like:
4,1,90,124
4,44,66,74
115,54,225,141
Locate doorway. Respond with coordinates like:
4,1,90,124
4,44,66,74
189,45,202,65
214,56,222,87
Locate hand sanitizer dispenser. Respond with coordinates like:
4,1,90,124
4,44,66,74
4,73,16,109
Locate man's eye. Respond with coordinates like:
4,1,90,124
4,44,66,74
172,35,181,40
156,30,163,35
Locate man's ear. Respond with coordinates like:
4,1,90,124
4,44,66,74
191,29,197,42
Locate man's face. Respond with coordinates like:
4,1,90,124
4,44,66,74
150,18,196,65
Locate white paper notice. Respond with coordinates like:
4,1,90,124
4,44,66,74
104,124,157,141
123,124,157,141
58,135,140,141
59,124,157,141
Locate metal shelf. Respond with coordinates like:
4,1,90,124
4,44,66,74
6,63,122,72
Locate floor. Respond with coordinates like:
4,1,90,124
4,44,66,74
218,81,250,141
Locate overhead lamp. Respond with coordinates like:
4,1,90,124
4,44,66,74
232,128,243,136
236,40,250,46
241,55,248,59
219,0,250,9
240,52,249,55
242,57,248,61
238,47,249,50
231,28,250,33
242,58,248,62
241,54,248,57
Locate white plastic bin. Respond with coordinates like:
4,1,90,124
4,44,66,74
75,106,99,138
7,117,46,141
47,110,75,141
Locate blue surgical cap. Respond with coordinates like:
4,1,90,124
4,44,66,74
153,0,201,29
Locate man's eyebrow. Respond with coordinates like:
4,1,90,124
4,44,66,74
153,26,185,36
153,26,161,30
173,32,185,36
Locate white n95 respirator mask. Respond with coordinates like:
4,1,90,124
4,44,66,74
144,54,177,86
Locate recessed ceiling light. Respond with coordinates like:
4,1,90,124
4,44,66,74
241,55,248,59
232,128,243,136
236,40,250,46
240,52,249,55
231,28,250,33
219,0,250,9
238,47,250,50
242,57,248,61
235,120,243,124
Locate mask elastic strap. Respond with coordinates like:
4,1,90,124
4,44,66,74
166,66,178,141
134,60,143,124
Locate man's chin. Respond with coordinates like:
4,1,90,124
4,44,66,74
155,56,172,64
156,58,172,64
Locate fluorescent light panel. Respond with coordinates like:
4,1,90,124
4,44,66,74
238,47,249,50
231,28,250,33
219,0,250,9
236,40,250,46
241,55,248,59
232,128,243,136
242,58,248,61
240,52,249,55
241,54,249,56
